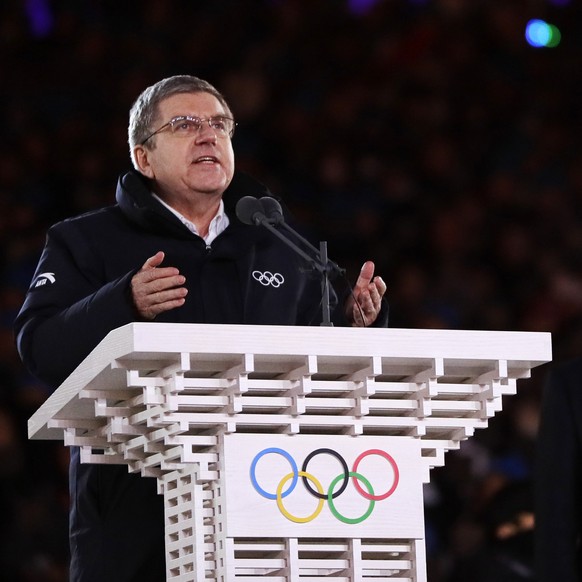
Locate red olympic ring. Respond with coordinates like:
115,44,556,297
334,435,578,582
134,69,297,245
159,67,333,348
351,449,399,501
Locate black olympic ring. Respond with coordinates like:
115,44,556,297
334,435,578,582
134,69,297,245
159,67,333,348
301,448,349,499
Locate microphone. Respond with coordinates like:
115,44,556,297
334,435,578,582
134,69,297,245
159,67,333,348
259,196,284,225
235,194,346,327
236,196,268,226
236,195,285,227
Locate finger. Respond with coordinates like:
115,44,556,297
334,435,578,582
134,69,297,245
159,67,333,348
138,287,188,320
368,277,385,308
136,268,183,286
354,261,375,290
373,275,387,297
356,288,373,309
148,286,189,308
135,252,175,284
141,251,166,271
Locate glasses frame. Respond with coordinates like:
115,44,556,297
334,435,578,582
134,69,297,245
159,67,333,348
140,115,237,145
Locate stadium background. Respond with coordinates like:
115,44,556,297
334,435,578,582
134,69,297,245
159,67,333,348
0,1,580,579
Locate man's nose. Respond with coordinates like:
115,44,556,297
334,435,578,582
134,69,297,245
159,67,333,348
195,122,218,143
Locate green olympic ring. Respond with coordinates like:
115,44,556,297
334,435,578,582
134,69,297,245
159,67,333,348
327,471,375,524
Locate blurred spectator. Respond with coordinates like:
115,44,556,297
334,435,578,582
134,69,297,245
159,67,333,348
448,481,535,581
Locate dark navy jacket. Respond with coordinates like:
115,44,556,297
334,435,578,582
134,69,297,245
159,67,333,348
15,170,345,389
15,170,387,581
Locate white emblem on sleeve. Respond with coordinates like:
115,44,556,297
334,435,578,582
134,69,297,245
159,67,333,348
34,272,56,287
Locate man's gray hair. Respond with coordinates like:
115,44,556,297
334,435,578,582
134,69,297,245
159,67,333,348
128,75,232,169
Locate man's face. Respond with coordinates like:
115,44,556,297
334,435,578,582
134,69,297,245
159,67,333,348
135,91,235,201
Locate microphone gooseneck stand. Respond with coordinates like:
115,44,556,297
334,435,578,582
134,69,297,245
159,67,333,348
236,196,345,327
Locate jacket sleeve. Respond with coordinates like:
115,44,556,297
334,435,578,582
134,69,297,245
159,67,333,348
535,361,582,582
14,220,139,389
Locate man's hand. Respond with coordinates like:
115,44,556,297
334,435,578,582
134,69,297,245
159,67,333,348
345,261,387,327
130,251,188,320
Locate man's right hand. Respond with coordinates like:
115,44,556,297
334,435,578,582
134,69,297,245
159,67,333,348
130,251,188,320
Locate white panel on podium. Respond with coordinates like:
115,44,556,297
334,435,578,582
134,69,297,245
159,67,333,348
28,323,551,581
223,434,423,538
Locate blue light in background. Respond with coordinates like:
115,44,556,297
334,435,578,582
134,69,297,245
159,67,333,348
525,19,561,48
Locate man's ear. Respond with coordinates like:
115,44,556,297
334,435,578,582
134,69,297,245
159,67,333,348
133,146,155,178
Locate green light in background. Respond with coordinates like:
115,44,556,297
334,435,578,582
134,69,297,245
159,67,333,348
525,19,562,48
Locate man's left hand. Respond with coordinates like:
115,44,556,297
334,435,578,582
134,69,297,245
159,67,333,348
345,261,387,327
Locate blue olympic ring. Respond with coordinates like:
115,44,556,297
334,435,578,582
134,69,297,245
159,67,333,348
249,447,298,500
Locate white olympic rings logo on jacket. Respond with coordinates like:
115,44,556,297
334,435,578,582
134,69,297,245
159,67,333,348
252,270,285,288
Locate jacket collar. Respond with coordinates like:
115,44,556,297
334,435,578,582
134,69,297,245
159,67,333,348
115,169,275,237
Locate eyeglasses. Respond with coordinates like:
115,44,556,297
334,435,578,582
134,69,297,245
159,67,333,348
141,115,237,145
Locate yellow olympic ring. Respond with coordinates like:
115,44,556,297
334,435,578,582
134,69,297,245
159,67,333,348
276,471,325,523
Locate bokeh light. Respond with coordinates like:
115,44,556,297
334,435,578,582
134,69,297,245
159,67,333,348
25,0,54,38
348,0,382,16
525,19,561,48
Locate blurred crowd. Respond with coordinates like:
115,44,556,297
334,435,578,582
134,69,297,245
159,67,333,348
1,0,581,579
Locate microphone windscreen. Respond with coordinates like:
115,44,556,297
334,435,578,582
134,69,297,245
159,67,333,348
260,197,284,223
235,196,264,225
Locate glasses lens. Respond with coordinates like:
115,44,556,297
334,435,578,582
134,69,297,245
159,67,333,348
210,117,235,136
170,117,200,134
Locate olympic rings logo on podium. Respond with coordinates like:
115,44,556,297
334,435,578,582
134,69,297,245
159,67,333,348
249,447,399,524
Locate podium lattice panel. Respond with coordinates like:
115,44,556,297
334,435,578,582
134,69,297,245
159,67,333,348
163,466,214,580
65,352,520,486
228,538,420,581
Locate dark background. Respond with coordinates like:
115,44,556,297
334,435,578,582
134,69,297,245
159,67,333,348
1,0,580,579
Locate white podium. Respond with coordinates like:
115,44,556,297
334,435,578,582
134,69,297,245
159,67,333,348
28,323,551,581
